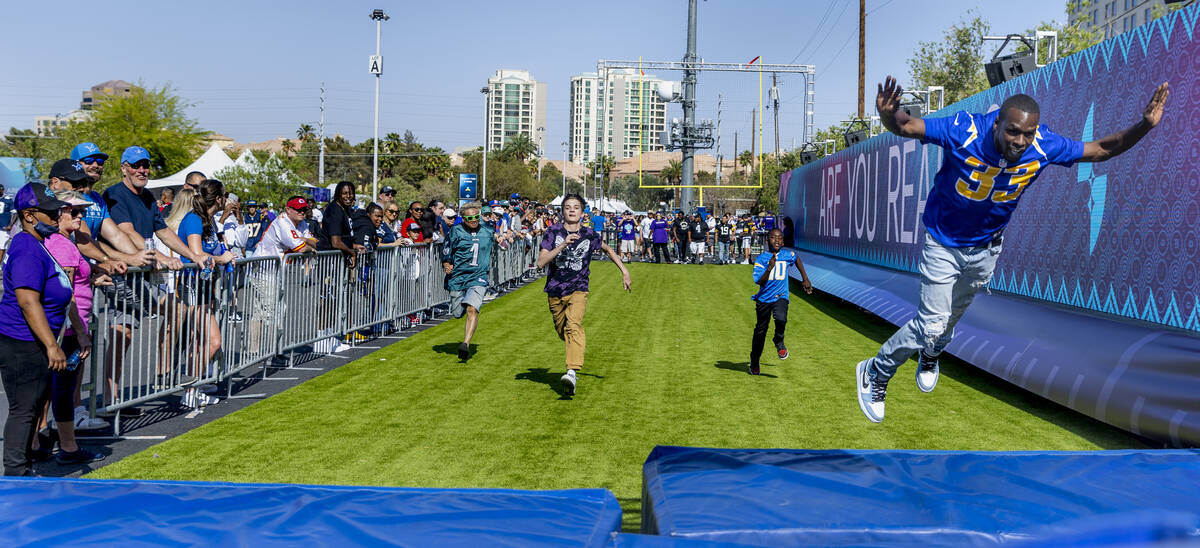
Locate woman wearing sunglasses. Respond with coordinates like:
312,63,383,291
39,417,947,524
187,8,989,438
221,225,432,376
0,183,91,475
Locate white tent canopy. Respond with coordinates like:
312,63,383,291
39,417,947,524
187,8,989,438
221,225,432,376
147,144,235,189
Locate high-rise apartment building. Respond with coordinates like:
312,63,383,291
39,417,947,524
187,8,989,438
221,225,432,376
81,80,134,110
484,70,546,154
1068,0,1167,39
569,69,669,164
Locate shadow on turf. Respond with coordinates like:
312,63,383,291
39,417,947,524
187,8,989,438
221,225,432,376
432,342,476,361
714,360,778,378
791,280,1147,449
514,368,604,399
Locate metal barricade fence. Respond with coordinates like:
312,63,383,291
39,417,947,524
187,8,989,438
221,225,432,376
87,243,541,434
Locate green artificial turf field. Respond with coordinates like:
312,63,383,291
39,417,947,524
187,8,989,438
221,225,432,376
91,262,1143,529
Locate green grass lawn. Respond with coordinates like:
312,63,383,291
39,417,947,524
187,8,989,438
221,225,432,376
91,262,1143,529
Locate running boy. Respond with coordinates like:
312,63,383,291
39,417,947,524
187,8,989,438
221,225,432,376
442,203,495,360
536,194,631,396
750,228,812,375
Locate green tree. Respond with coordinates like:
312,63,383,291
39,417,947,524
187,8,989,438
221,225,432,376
216,155,304,210
907,12,991,106
42,82,208,190
502,133,538,164
660,159,682,185
737,150,754,173
280,138,295,158
295,123,316,143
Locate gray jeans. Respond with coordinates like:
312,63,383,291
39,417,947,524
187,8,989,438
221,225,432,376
869,233,1002,382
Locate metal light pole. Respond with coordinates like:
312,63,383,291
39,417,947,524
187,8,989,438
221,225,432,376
480,86,490,202
561,140,568,199
369,9,389,202
536,126,545,183
680,0,699,210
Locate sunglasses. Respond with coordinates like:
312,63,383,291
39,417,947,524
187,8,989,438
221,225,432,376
33,208,61,220
62,207,85,218
462,214,481,221
386,209,399,214
80,157,106,166
127,160,151,169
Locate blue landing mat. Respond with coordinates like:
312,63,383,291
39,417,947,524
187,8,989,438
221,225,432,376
0,478,622,547
642,446,1200,546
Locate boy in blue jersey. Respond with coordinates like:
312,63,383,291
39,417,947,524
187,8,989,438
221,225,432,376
750,229,812,375
856,76,1169,423
442,203,496,361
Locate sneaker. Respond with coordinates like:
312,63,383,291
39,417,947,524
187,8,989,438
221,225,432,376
73,406,109,431
749,363,760,375
856,359,887,423
182,388,219,409
778,347,789,360
228,310,244,323
29,446,54,463
560,370,577,395
458,342,470,360
916,351,940,393
331,342,352,353
56,448,105,465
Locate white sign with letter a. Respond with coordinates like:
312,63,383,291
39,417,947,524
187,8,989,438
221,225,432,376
369,55,383,75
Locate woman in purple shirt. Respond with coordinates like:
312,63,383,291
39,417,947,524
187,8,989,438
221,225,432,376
0,183,90,476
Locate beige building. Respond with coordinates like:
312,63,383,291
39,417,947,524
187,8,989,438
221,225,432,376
81,80,134,110
34,110,90,136
570,69,669,164
484,70,547,154
1068,0,1166,38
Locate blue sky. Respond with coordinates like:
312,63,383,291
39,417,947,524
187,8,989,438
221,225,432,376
1,0,1068,157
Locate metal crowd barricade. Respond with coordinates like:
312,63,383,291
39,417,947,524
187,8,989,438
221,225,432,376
87,242,540,435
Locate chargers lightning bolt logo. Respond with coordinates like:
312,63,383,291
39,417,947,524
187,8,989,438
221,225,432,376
1078,104,1106,254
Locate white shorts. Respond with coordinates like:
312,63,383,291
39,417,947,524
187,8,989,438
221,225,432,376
690,242,706,254
620,239,637,253
741,237,752,249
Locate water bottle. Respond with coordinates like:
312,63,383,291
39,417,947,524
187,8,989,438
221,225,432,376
144,237,156,269
65,349,81,372
200,257,214,281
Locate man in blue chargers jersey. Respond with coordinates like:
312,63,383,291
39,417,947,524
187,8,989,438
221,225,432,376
750,228,812,375
856,76,1169,423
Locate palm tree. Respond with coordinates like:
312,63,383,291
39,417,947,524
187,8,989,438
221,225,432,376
280,138,295,158
737,150,754,174
502,133,538,164
598,154,616,194
296,123,316,143
660,159,682,185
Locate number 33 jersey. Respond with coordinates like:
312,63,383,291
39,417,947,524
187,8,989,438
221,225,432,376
752,249,797,303
921,109,1084,248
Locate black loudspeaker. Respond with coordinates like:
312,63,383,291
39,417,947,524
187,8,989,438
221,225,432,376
986,52,1036,87
843,129,869,148
800,151,817,164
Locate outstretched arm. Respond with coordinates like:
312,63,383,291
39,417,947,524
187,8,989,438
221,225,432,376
600,242,631,292
877,75,925,140
1080,82,1168,162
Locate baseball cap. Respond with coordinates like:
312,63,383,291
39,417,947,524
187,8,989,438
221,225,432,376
481,205,492,214
500,200,510,206
59,192,94,208
380,186,395,195
510,193,520,200
49,159,90,183
15,182,70,212
121,146,150,164
444,208,457,218
488,199,499,206
246,199,259,206
286,196,311,210
70,142,108,161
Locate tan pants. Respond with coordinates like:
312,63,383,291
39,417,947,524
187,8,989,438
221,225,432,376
547,291,588,370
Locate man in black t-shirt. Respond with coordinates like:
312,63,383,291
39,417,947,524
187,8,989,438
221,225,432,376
716,213,733,264
688,213,707,264
672,214,691,264
317,181,359,267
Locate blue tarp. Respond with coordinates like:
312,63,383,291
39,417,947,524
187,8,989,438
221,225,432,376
642,446,1200,546
790,249,1200,447
0,478,622,547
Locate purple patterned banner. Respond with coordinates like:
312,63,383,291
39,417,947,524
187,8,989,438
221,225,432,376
780,5,1200,334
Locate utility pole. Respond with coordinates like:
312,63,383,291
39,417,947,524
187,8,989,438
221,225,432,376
318,82,326,187
771,73,781,158
715,94,722,185
750,109,756,173
680,0,699,211
561,141,567,199
369,9,389,202
733,132,738,174
858,0,866,119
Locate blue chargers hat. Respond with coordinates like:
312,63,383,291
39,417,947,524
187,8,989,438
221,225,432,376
488,199,499,206
510,193,520,200
70,142,108,161
121,146,150,164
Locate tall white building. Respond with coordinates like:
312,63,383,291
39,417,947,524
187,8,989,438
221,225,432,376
1068,0,1167,39
484,70,547,154
569,69,669,164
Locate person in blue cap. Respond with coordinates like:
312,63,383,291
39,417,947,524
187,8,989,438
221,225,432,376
67,143,149,270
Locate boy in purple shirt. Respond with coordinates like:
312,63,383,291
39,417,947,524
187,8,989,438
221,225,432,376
536,194,631,396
